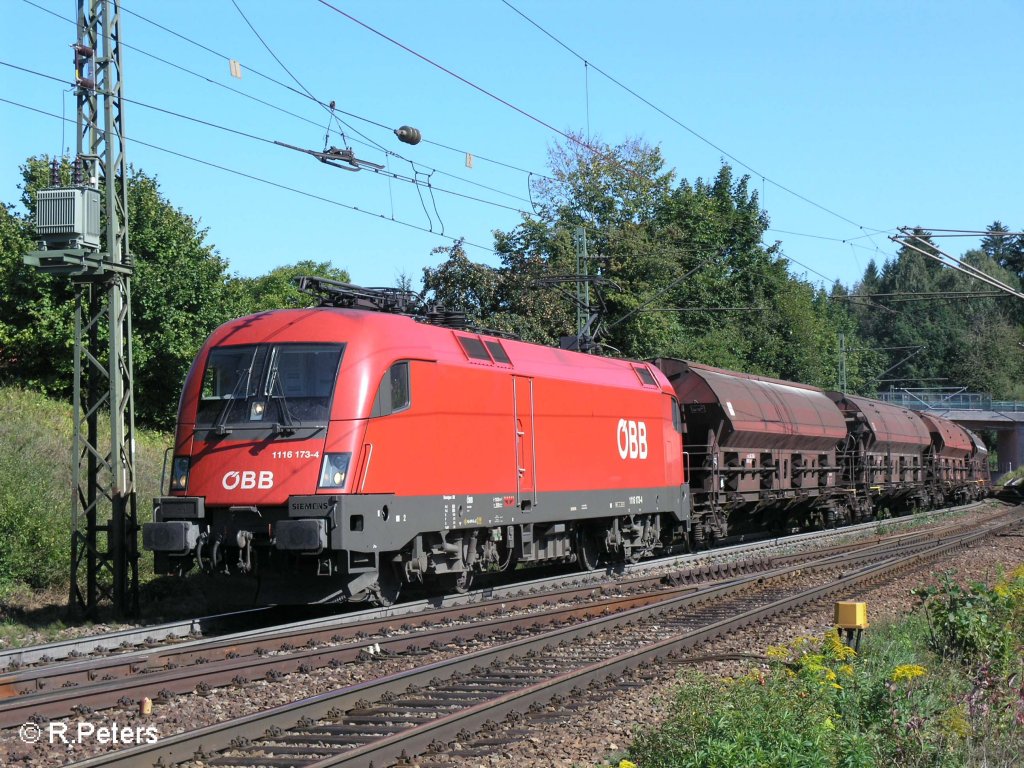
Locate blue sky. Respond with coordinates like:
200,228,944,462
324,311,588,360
2,0,1021,292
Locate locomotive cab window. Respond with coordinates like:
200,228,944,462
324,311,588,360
201,345,259,401
197,343,344,428
372,362,410,417
669,396,683,433
265,345,344,422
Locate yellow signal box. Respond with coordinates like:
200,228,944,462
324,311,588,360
835,601,868,629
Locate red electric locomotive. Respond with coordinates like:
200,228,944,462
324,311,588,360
144,281,690,604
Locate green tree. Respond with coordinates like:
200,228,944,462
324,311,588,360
228,260,351,315
422,237,573,343
0,200,75,394
473,137,680,355
421,240,500,323
425,135,864,391
4,156,236,427
945,250,1024,397
981,220,1010,262
849,231,1024,399
532,134,676,233
981,220,1024,276
489,223,576,343
126,169,236,426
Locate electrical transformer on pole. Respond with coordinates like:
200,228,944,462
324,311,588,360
24,0,138,617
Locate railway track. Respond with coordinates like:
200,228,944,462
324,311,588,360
0,502,996,729
0,500,987,677
0,502,1004,731
42,506,1021,768
0,607,276,671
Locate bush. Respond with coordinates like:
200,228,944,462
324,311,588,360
996,467,1024,486
0,389,74,589
914,571,1022,669
631,630,862,768
630,572,1024,768
0,387,170,595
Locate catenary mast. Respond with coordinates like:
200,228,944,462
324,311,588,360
24,0,137,617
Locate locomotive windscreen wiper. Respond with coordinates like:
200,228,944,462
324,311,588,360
212,365,251,436
267,364,296,436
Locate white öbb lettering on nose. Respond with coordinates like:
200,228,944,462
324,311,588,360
616,419,648,460
222,470,274,490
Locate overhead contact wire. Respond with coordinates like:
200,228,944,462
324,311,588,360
313,0,633,179
23,0,551,186
0,60,530,216
228,0,390,157
114,0,551,179
0,95,497,256
499,0,874,232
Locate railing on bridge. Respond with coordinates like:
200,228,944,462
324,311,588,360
876,388,1024,413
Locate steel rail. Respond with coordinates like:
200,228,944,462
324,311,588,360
0,563,740,727
61,510,1020,768
0,607,275,670
0,508,999,727
298,514,1024,768
0,500,987,675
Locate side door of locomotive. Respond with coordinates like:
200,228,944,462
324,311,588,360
512,375,536,510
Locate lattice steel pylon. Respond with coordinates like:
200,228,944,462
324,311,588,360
24,0,138,617
573,226,591,340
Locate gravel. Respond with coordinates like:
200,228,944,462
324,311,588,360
456,519,1024,768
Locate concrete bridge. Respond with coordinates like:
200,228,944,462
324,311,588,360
876,389,1024,475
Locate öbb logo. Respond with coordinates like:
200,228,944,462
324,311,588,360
222,470,274,490
616,419,648,460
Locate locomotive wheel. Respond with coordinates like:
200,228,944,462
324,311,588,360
576,528,602,571
440,571,474,594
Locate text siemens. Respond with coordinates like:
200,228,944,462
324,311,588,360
616,419,648,460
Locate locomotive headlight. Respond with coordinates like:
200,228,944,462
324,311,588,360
318,453,351,489
169,456,190,492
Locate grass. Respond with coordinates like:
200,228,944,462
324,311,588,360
996,467,1024,486
627,567,1024,768
0,386,173,638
